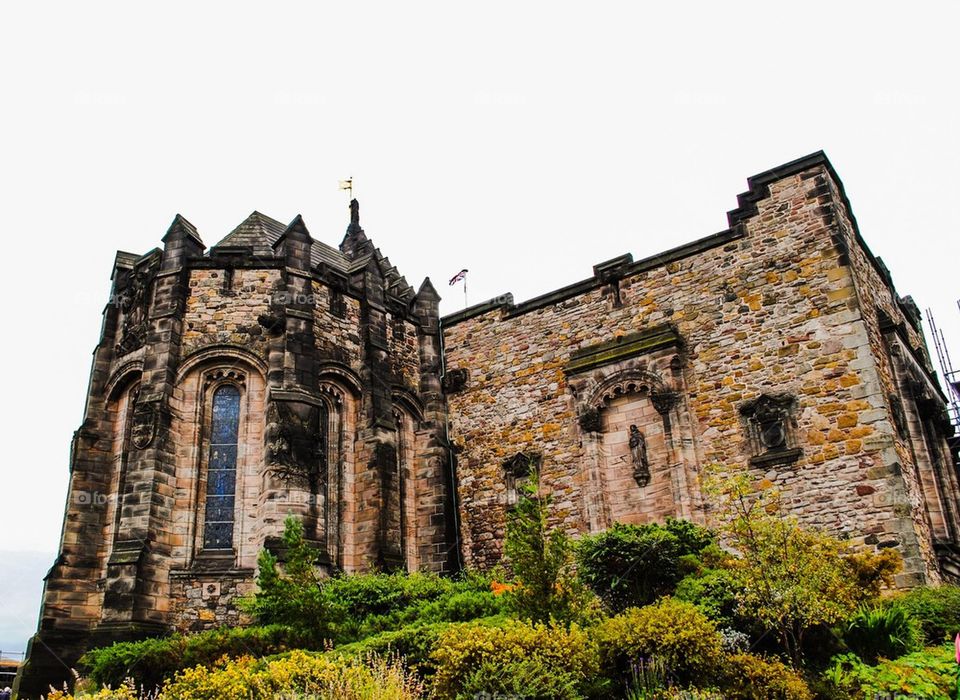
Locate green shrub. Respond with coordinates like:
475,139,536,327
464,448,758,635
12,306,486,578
331,621,457,678
458,657,582,699
842,604,922,664
824,645,956,699
894,584,960,644
674,567,742,628
595,597,723,685
662,517,716,556
355,585,506,638
430,619,600,699
577,520,713,613
80,625,313,691
718,653,812,700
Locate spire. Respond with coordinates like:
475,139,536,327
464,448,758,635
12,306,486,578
162,214,204,249
160,213,204,270
340,198,371,258
416,277,441,302
273,215,314,271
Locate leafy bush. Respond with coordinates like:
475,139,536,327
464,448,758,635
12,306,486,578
430,619,600,699
894,584,960,644
718,653,812,700
242,516,504,643
674,566,742,628
824,645,956,699
458,657,582,699
577,520,714,613
161,649,424,700
842,604,921,664
350,583,505,639
331,621,459,679
595,597,723,685
80,625,313,691
843,548,902,601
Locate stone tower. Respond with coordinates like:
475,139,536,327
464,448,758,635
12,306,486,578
17,202,459,697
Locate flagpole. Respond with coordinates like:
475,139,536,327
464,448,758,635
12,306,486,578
464,276,468,309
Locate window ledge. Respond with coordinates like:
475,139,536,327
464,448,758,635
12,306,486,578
749,447,803,468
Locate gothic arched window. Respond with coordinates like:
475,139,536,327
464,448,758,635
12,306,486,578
203,384,241,550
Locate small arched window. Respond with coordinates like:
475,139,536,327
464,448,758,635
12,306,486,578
203,384,241,550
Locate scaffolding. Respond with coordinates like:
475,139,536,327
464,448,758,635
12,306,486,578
928,302,960,436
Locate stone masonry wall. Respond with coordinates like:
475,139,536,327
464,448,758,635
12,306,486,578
183,269,280,360
443,162,935,582
826,171,944,584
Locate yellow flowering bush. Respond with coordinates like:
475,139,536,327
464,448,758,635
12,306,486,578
719,653,812,700
596,597,723,684
161,650,424,700
43,684,143,700
430,619,599,698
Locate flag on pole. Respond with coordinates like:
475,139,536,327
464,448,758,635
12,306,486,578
338,178,353,191
449,269,468,286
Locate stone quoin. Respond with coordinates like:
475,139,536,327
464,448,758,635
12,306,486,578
16,152,960,696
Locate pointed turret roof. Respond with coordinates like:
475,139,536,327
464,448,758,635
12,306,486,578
214,211,286,257
162,214,205,249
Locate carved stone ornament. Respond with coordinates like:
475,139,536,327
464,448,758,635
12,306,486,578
888,392,909,439
629,424,651,487
578,407,602,433
739,393,800,466
115,259,158,356
265,401,326,488
503,452,539,477
651,390,679,416
441,368,468,394
130,399,159,450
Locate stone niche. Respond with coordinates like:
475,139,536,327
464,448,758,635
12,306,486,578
566,326,701,531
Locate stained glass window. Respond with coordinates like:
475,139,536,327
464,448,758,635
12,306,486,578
203,385,240,550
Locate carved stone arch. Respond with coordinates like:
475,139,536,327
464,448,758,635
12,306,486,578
104,360,144,401
392,389,424,423
176,344,268,384
586,367,669,411
201,367,247,391
316,362,363,398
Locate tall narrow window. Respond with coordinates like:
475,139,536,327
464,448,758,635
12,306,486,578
204,385,240,550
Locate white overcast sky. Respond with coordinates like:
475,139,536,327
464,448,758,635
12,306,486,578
1,0,958,650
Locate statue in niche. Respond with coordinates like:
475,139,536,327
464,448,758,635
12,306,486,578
629,424,650,487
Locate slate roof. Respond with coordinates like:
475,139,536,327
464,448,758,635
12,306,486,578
211,211,352,271
209,209,416,300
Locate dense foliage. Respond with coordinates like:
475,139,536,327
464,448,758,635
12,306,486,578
69,477,960,700
842,604,922,664
893,583,960,644
576,519,715,612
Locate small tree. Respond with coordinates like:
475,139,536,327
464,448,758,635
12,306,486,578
503,471,592,624
709,475,898,666
243,515,333,640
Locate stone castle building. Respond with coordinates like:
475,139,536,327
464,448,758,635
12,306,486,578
18,151,960,695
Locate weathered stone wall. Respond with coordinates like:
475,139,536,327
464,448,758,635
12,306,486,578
170,572,254,633
824,169,952,584
311,280,363,367
183,269,280,359
442,159,946,583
